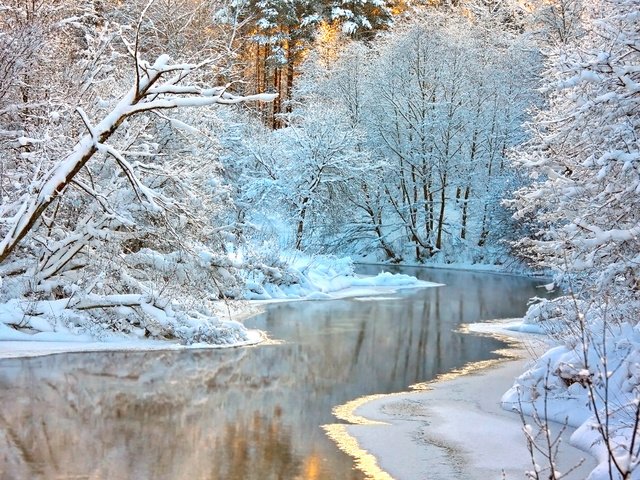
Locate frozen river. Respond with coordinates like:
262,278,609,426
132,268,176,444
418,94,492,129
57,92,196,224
0,267,550,479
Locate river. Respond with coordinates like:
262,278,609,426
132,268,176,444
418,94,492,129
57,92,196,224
0,267,549,479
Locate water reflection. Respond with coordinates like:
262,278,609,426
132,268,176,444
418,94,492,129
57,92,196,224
0,268,549,480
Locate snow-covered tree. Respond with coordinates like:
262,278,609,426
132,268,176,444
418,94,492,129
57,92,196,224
326,0,395,38
227,100,373,251
510,0,640,299
529,0,585,46
0,0,276,345
507,2,640,477
221,0,399,127
230,9,537,265
328,15,538,264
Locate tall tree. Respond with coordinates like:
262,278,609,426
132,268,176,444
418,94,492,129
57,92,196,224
0,0,276,344
510,0,640,299
224,0,399,127
353,16,536,263
326,0,395,38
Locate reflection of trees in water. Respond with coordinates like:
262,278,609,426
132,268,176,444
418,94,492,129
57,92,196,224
0,269,546,479
0,347,360,480
215,407,333,480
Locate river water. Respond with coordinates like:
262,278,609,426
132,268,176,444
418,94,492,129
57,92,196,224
0,267,549,480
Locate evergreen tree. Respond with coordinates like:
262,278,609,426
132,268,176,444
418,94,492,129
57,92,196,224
225,0,398,127
326,0,395,38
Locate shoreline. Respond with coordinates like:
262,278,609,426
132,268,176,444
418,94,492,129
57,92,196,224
0,329,266,360
353,260,551,279
325,320,597,480
0,281,437,361
0,302,267,360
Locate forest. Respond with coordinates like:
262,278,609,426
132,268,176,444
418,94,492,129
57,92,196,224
1,0,639,478
0,0,550,343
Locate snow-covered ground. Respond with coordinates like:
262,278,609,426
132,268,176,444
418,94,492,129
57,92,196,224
0,257,438,359
0,330,265,360
502,299,640,480
328,319,598,480
243,255,441,300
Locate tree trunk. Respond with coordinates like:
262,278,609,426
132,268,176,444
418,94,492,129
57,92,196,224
285,37,296,114
272,67,281,129
422,181,431,238
374,222,400,263
461,185,470,240
428,191,434,234
478,205,489,247
295,198,309,250
436,173,447,251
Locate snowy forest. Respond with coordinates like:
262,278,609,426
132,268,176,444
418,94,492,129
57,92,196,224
1,0,639,478
0,0,548,344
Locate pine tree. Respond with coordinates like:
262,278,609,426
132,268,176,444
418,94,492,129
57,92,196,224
226,0,398,127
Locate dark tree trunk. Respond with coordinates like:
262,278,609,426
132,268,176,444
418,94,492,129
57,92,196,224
461,185,470,240
436,173,447,251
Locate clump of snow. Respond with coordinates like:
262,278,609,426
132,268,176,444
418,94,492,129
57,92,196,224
0,292,253,347
242,254,439,301
505,297,588,339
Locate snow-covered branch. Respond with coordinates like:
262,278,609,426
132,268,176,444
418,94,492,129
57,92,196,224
0,54,275,264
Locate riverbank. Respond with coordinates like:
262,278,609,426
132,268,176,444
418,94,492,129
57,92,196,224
327,320,597,480
0,277,439,360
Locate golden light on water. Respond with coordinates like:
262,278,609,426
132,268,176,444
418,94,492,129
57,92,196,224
410,358,506,390
322,394,395,479
299,453,322,480
456,321,525,359
410,322,525,389
322,424,395,480
331,394,390,426
323,321,526,480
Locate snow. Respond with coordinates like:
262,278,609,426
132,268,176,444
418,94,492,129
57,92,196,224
328,319,596,480
0,296,265,359
353,296,400,302
501,299,640,479
290,271,441,299
0,329,264,360
243,255,440,301
0,257,435,358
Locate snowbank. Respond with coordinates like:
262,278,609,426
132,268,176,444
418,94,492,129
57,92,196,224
0,299,265,359
502,298,640,480
0,329,264,360
0,293,254,347
352,251,537,276
0,256,435,358
243,255,440,301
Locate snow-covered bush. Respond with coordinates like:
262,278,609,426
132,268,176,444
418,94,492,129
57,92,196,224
510,0,640,297
504,306,640,480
